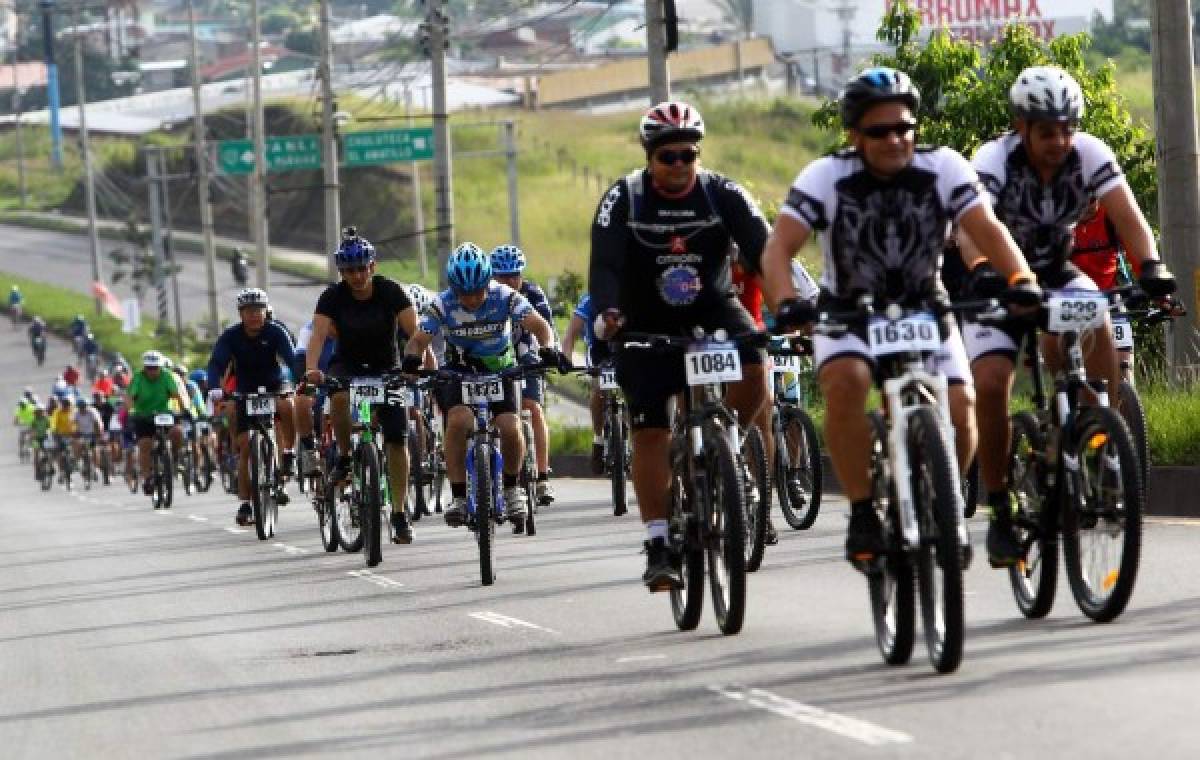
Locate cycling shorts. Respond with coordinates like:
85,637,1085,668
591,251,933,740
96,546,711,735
963,273,1098,363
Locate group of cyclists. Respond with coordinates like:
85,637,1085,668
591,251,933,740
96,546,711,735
7,62,1182,667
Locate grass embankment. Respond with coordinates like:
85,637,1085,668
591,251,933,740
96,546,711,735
0,269,210,368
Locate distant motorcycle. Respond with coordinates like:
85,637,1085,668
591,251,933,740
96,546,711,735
231,251,249,287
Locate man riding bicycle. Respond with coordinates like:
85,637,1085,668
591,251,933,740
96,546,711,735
957,66,1176,566
490,244,558,506
126,351,188,496
207,288,298,527
588,100,775,591
402,243,564,530
760,67,1038,564
71,398,105,470
561,293,608,474
304,228,421,544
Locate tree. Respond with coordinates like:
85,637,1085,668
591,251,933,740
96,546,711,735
711,0,754,39
812,1,1158,223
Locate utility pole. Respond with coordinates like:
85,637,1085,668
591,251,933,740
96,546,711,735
644,0,670,103
157,151,187,356
1150,0,1200,380
10,13,26,207
250,0,269,290
318,0,340,281
404,86,427,280
187,0,219,337
38,0,62,169
427,0,454,286
146,153,170,330
73,2,103,316
503,120,519,246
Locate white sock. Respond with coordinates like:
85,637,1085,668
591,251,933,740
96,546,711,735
646,520,669,542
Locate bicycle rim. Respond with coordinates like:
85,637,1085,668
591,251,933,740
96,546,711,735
318,476,339,552
704,422,747,636
777,408,822,530
362,445,383,568
742,424,769,572
474,440,495,586
669,470,704,631
866,411,914,665
1007,411,1058,619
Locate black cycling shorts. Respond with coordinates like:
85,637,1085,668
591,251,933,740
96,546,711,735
133,415,170,440
434,366,520,418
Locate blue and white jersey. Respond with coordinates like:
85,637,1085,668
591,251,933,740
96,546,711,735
420,283,533,371
295,319,336,372
513,280,555,358
573,294,597,351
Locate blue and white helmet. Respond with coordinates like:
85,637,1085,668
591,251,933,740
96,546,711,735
334,225,377,269
236,287,269,310
404,283,434,314
489,244,526,275
447,243,492,294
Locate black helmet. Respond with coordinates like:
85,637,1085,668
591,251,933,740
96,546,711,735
840,67,921,128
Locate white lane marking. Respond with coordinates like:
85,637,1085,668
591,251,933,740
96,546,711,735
468,611,560,635
710,686,913,747
274,542,308,555
188,515,209,522
616,654,667,664
1149,518,1200,527
225,526,248,534
347,569,412,591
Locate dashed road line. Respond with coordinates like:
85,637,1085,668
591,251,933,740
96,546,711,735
468,611,560,635
348,569,412,592
188,514,209,522
710,686,913,747
225,526,248,534
616,654,667,664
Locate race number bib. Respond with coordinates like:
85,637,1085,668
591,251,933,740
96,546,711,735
1047,290,1107,332
462,377,505,404
1112,316,1134,350
154,413,176,426
685,342,742,385
108,418,122,433
598,367,618,390
245,395,275,417
771,354,802,373
384,386,412,408
867,314,940,358
195,420,211,435
350,377,385,407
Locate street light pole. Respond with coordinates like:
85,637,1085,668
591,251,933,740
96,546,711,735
318,0,340,281
187,0,220,337
38,0,63,169
250,0,270,290
427,0,454,287
73,2,103,316
644,0,670,103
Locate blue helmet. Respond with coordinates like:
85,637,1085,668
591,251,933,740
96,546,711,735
334,225,376,269
447,243,492,293
189,369,207,386
489,244,526,275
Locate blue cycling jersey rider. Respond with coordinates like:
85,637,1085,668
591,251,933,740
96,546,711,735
206,287,298,526
8,285,21,308
402,243,566,528
490,244,559,507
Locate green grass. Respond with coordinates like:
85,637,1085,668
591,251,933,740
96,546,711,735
1142,384,1200,466
549,424,592,456
0,268,212,369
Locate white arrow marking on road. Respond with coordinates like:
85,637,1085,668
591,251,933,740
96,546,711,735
188,515,208,522
468,611,560,635
709,686,913,747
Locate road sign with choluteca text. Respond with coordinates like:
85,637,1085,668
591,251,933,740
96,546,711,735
342,128,435,167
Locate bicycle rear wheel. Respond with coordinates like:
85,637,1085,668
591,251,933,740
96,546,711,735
1007,411,1058,619
1116,381,1148,493
473,440,496,586
742,424,769,573
909,408,965,674
1062,406,1143,623
669,468,704,631
865,411,914,666
776,407,822,530
361,444,383,568
704,421,747,636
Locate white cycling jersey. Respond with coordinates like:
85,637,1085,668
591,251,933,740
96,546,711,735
74,408,103,437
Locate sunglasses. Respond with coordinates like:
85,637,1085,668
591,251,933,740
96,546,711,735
859,121,918,139
339,265,370,274
654,147,699,165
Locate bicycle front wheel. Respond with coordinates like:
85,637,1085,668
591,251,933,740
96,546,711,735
155,445,173,508
1008,411,1058,619
249,433,275,540
1062,406,1143,623
609,407,629,517
865,411,914,666
473,440,496,586
776,407,822,530
909,408,964,674
317,473,339,552
742,424,769,573
704,421,747,636
361,444,383,568
669,468,704,631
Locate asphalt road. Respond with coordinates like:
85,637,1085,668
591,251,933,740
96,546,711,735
3,304,1200,759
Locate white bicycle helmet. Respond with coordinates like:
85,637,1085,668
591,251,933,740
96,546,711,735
1009,66,1084,122
639,101,705,152
141,350,165,368
236,287,270,310
404,283,433,314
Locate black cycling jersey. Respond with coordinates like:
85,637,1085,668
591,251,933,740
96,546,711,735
316,275,412,372
589,168,769,333
206,322,296,393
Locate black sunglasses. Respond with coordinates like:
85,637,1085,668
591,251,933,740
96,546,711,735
339,265,370,274
654,147,699,165
859,121,917,139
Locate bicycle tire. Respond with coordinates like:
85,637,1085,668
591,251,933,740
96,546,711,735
609,406,628,517
963,456,980,519
1116,381,1149,494
180,445,194,496
408,430,428,521
521,419,537,536
669,468,704,631
250,433,274,540
81,447,93,491
776,407,823,530
742,424,769,573
704,420,747,636
361,444,383,568
909,408,965,674
473,439,496,586
318,474,339,552
1007,411,1058,619
39,451,53,491
866,411,914,666
155,445,173,509
1062,406,1143,623
195,447,214,493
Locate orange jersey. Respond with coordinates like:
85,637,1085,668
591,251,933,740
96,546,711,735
731,262,765,329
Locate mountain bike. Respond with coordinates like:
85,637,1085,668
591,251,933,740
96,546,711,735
585,363,631,517
229,390,292,540
1004,285,1147,623
35,437,54,491
767,343,824,532
408,382,445,522
805,297,981,674
514,368,551,537
147,414,176,509
31,334,45,366
617,329,759,636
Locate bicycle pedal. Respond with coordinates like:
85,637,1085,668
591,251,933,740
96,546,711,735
851,554,883,575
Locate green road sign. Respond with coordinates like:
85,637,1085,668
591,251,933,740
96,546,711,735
343,128,435,167
217,135,322,174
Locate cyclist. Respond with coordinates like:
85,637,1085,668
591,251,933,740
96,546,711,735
49,391,77,481
303,227,420,544
561,293,607,474
760,67,1038,564
70,314,88,357
28,315,46,358
93,390,119,469
111,360,131,391
9,284,22,321
206,288,298,527
1071,200,1145,374
959,65,1176,565
63,364,81,391
490,244,558,506
402,243,565,529
588,100,774,590
126,350,188,497
13,388,36,455
187,368,219,478
398,282,441,517
91,368,115,398
71,398,105,474
29,403,49,480
82,332,100,377
294,317,337,477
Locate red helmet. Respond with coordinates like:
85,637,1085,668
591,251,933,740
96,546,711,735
639,101,705,152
